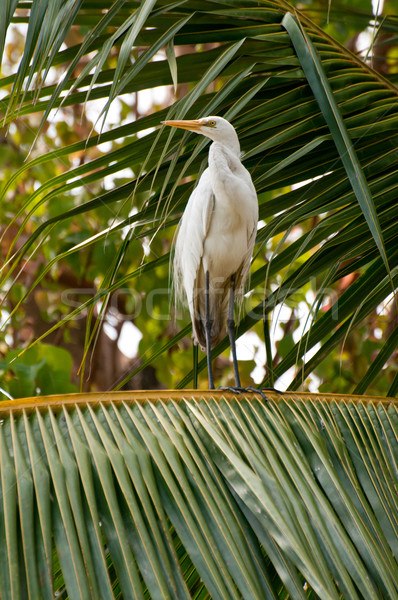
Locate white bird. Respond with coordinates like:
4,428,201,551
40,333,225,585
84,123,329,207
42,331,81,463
163,116,258,389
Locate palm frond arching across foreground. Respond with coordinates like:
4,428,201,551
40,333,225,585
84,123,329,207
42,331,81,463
0,0,398,392
0,391,397,599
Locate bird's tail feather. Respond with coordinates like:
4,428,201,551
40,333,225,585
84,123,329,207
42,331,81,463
191,275,231,351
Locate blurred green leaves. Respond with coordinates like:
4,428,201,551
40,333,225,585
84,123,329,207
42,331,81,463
0,0,397,394
0,344,77,398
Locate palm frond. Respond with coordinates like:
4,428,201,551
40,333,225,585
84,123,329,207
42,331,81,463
1,0,397,391
0,391,397,598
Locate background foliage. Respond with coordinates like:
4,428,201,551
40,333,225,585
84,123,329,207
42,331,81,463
1,391,398,600
1,4,398,598
0,0,398,398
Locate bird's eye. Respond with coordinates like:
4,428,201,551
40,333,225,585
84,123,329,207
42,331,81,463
207,119,216,127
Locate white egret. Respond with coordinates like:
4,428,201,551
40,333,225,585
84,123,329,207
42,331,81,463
163,116,258,389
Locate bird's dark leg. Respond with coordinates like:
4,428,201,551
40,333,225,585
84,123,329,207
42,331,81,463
227,276,241,388
193,343,198,389
219,277,276,401
205,270,215,389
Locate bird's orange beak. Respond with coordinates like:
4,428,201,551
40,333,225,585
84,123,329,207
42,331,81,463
162,119,202,132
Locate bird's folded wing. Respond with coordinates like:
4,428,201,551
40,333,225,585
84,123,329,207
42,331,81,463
174,169,214,303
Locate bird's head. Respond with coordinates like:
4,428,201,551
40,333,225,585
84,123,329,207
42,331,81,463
162,116,240,154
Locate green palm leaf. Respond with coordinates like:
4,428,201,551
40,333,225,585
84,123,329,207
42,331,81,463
282,12,390,278
1,391,398,598
1,0,397,393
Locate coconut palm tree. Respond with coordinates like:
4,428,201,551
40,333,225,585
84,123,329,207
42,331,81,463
0,1,398,597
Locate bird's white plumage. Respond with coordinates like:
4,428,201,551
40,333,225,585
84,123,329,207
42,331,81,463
170,116,258,350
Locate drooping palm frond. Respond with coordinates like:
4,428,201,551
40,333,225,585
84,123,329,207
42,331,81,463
0,390,397,599
1,0,398,392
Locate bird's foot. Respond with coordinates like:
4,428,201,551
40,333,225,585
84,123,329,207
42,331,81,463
249,386,284,394
245,386,285,399
217,386,244,395
217,386,282,401
241,386,269,401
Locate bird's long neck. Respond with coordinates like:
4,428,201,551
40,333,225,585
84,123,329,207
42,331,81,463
210,130,240,158
209,138,241,173
228,136,240,158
